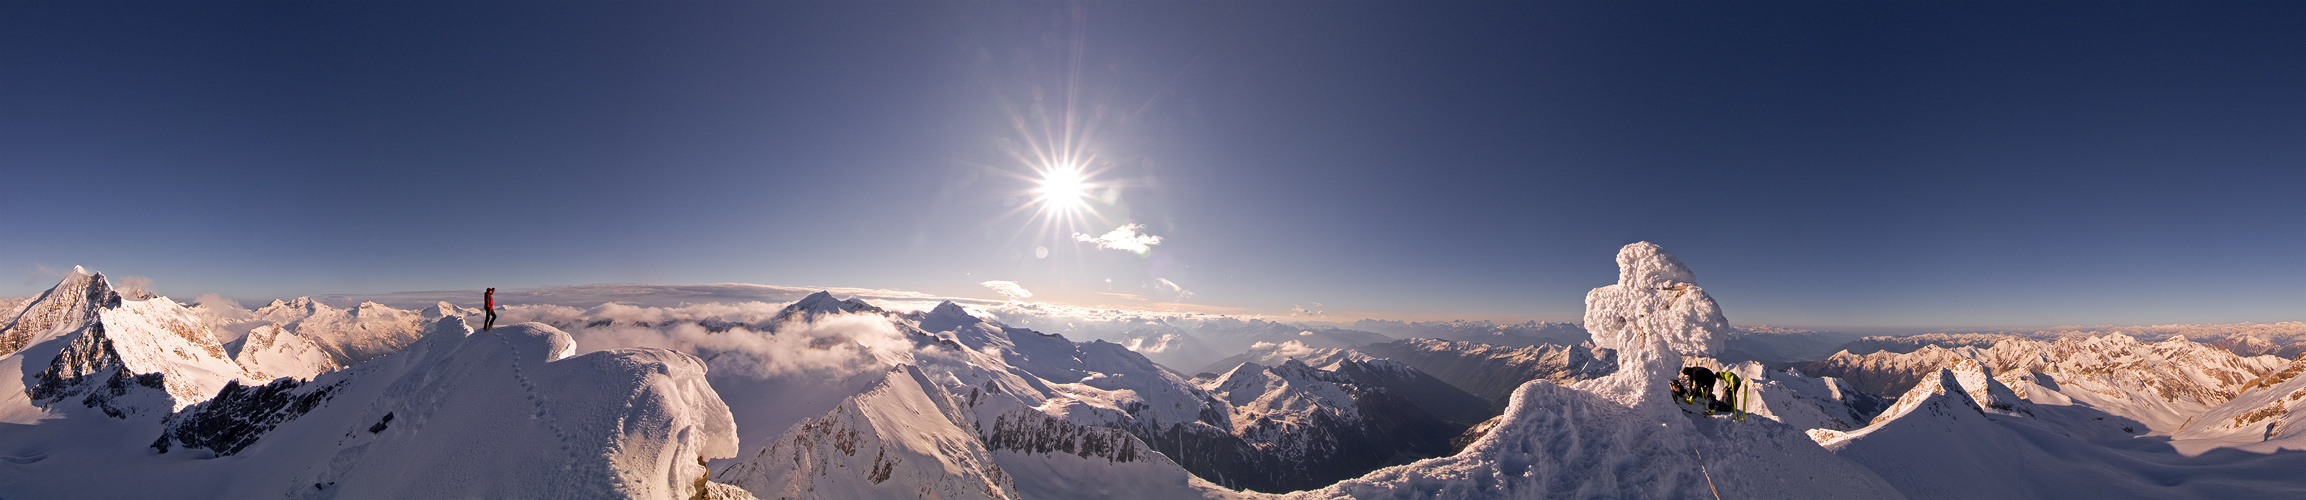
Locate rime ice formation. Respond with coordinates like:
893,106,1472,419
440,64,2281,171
1575,241,1731,407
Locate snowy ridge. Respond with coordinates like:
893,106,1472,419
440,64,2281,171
249,297,433,368
1197,340,1492,424
1808,358,2250,498
718,365,1019,500
4,314,741,499
1807,334,2286,432
231,324,342,380
1197,340,1380,374
2177,355,2306,443
0,266,107,357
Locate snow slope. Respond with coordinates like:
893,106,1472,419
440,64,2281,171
2176,355,2306,446
1814,358,2306,499
718,365,1019,500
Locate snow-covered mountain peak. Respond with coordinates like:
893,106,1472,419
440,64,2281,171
0,267,113,357
778,291,882,323
11,272,254,418
918,300,984,333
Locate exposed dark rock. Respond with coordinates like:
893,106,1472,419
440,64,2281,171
153,377,345,456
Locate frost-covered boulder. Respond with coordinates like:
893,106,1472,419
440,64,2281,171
1583,242,1728,358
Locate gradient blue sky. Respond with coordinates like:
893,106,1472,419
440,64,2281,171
4,1,2300,328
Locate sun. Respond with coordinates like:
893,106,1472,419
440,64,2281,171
1035,164,1092,213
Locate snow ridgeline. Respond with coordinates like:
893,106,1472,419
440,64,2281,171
0,270,746,499
1805,333,2290,433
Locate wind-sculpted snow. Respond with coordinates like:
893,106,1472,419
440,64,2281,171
1578,242,1729,406
1584,243,1725,359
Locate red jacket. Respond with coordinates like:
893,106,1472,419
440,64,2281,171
485,290,495,310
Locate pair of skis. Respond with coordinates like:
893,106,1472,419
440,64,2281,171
1717,372,1746,422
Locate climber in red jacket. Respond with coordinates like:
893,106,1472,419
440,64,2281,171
484,288,497,331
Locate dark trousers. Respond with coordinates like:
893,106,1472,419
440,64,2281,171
484,309,497,331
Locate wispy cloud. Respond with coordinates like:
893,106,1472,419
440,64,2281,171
980,280,1034,300
1156,278,1194,301
1291,304,1325,317
1073,223,1163,254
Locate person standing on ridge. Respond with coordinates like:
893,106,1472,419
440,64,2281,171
484,287,497,331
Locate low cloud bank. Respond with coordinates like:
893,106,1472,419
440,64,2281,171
486,302,913,380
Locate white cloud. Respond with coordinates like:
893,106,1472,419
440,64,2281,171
493,302,912,380
1073,224,1164,254
980,280,1034,300
1156,278,1194,301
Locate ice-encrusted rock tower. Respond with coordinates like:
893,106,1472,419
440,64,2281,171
1576,241,1730,407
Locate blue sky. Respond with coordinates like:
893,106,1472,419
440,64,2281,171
3,1,2300,328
